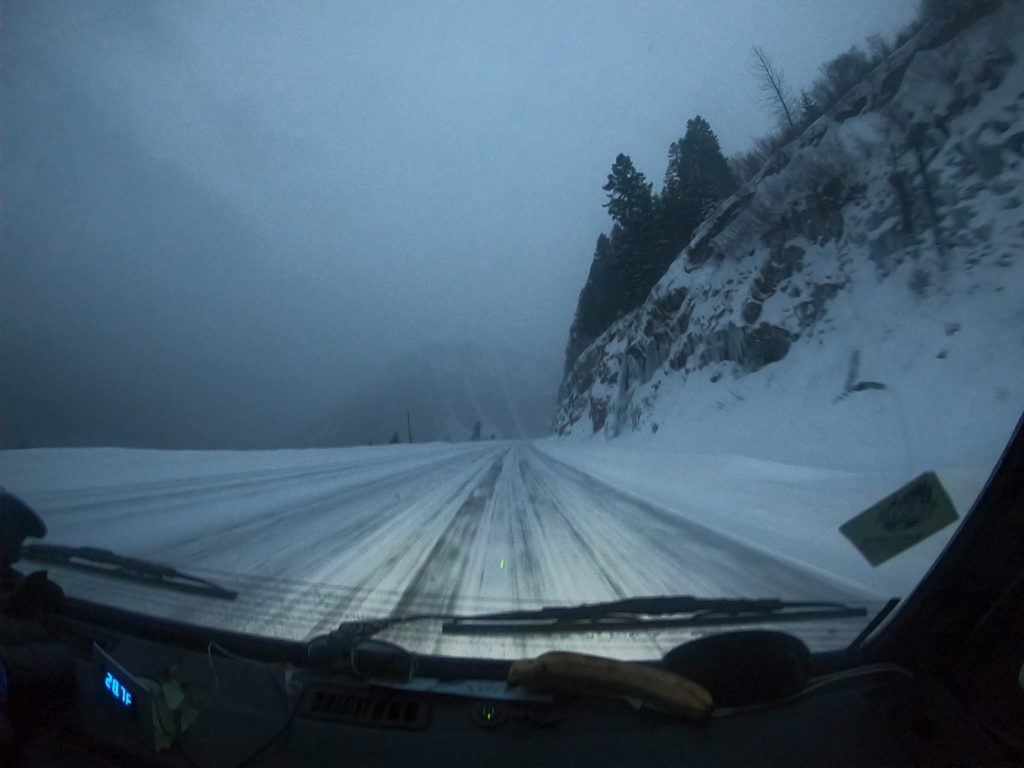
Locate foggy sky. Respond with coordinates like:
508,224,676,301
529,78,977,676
1,0,918,448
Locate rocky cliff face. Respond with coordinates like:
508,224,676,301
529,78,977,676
555,1,1024,445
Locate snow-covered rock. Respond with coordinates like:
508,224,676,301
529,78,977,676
555,2,1024,471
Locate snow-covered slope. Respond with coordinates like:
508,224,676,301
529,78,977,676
314,342,559,446
555,2,1024,472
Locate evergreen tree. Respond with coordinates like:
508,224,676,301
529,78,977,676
602,154,654,230
389,432,401,444
563,133,733,384
601,155,663,322
563,233,615,377
660,116,737,255
608,220,658,318
471,421,482,441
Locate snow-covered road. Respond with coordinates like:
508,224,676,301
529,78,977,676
2,442,972,658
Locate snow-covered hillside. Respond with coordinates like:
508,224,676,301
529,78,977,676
555,2,1024,472
314,342,559,446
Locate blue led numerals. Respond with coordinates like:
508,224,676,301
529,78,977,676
104,671,133,708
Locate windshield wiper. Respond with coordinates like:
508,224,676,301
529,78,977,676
20,543,237,601
440,595,867,636
317,595,867,648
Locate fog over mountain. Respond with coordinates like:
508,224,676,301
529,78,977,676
311,343,560,447
1,0,917,449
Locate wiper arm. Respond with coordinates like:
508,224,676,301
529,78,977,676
308,613,449,663
313,595,867,652
20,543,237,601
441,595,867,636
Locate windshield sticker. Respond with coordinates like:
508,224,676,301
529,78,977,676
840,472,960,566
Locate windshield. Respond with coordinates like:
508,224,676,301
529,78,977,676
2,0,1022,661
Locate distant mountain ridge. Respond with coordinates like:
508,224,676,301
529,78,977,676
312,342,559,446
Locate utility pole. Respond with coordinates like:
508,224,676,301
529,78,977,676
406,411,413,444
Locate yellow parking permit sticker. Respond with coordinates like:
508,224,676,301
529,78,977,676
840,471,959,566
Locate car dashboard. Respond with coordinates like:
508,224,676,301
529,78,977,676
1,597,1014,768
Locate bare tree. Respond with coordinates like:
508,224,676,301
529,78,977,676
750,46,797,134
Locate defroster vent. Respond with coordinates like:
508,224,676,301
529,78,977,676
298,686,430,730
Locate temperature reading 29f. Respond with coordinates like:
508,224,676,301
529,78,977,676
104,671,133,708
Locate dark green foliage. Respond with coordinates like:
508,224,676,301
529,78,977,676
389,432,401,444
661,116,738,255
602,154,654,229
564,233,616,376
563,119,735,378
563,0,1000,389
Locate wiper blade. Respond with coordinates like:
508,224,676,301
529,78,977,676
20,543,237,601
317,596,867,648
440,595,867,636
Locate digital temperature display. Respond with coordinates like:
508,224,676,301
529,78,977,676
93,643,149,735
103,671,134,708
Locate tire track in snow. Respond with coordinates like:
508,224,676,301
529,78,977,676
8,443,876,655
514,450,630,601
526,445,865,602
493,446,545,605
35,459,385,512
35,449,490,540
146,446,499,564
297,448,508,635
390,452,506,616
